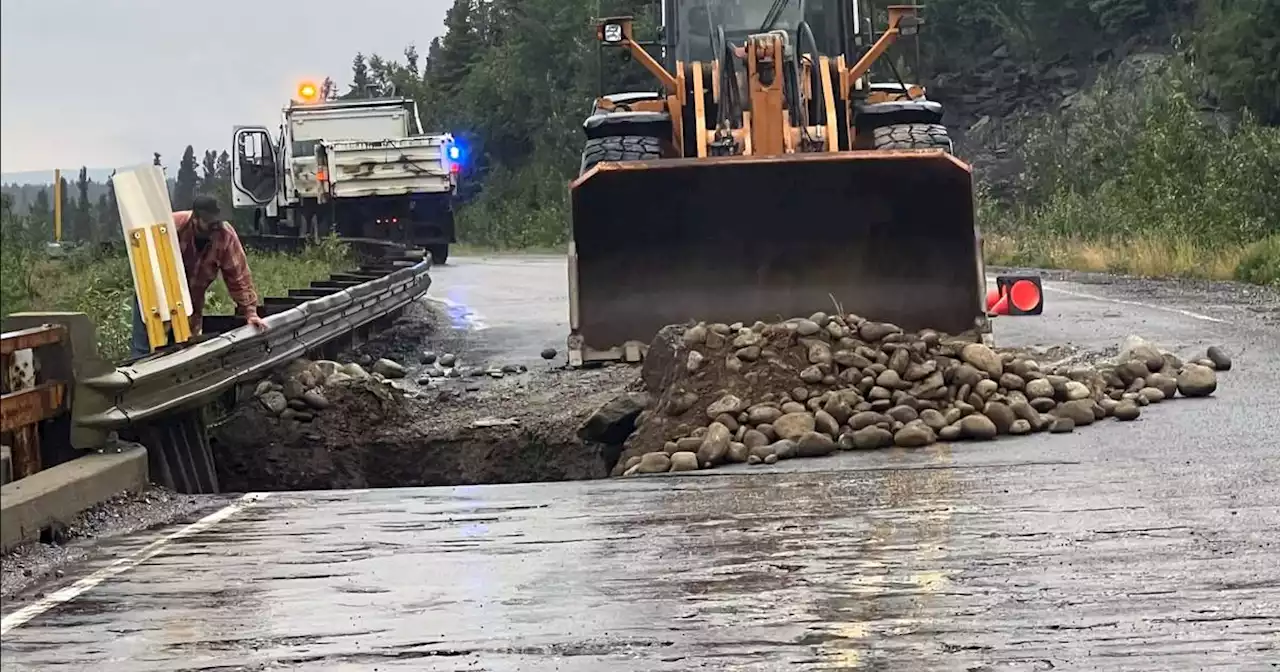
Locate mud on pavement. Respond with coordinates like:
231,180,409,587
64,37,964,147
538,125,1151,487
211,299,640,492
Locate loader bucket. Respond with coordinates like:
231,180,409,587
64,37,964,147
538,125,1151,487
568,150,986,363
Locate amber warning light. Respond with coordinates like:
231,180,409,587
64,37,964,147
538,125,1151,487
297,81,319,102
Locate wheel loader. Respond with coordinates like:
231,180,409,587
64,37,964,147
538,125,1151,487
567,0,1042,366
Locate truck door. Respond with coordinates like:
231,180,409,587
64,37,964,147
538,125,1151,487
231,126,279,207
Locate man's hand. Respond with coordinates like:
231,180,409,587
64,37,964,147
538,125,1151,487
247,315,268,331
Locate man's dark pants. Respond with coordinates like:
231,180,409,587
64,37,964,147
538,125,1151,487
129,299,174,359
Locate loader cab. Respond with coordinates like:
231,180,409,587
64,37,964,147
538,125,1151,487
663,0,855,64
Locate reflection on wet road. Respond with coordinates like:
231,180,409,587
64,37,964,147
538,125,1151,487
4,451,1277,670
2,258,1278,670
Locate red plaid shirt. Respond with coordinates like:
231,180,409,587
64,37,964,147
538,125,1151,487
173,211,259,329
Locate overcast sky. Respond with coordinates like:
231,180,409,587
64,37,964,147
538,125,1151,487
0,0,448,175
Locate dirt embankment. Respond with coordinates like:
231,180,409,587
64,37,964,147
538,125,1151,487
211,301,639,492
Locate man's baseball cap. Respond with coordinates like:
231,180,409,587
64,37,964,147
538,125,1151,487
191,195,221,220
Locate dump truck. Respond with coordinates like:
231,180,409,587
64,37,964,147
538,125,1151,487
567,1,1040,366
231,85,464,264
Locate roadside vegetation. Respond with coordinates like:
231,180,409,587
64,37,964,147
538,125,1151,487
981,53,1280,285
320,0,1275,283
0,201,351,362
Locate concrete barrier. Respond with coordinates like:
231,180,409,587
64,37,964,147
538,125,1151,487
0,447,148,552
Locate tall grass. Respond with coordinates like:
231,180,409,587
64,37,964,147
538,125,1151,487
1,235,352,362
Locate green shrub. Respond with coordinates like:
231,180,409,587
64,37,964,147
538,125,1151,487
1002,54,1279,245
983,51,1280,285
1234,236,1280,286
456,158,573,250
1195,0,1280,125
204,235,352,315
2,233,352,363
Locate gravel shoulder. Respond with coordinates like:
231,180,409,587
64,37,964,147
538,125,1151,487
1,487,230,602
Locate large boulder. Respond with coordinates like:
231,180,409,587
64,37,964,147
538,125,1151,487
1177,364,1217,397
580,392,651,445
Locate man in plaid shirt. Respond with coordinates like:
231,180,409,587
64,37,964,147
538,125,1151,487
129,195,268,358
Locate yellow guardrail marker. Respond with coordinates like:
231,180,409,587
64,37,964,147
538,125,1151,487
128,230,168,350
151,223,192,343
112,165,194,353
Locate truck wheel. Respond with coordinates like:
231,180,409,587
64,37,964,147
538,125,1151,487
872,123,953,153
428,244,449,265
580,135,663,175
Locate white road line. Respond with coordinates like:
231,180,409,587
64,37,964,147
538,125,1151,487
987,276,1228,325
1040,285,1228,324
0,492,270,636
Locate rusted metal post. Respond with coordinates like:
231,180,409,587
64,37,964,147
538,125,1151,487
1,348,41,478
0,324,72,480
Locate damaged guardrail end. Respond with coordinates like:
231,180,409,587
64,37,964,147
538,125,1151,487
82,369,135,394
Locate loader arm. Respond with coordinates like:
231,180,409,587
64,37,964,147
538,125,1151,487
845,5,921,84
745,32,789,156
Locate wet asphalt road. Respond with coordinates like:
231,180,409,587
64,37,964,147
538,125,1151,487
2,256,1278,671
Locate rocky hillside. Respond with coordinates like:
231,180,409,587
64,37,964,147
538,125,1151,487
918,5,1191,187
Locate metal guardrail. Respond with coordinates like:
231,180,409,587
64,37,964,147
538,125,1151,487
79,257,432,431
94,234,411,263
1,325,72,482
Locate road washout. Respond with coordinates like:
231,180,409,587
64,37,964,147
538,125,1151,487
211,295,1233,491
212,300,639,491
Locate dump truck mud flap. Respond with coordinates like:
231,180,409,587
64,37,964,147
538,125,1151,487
568,150,989,365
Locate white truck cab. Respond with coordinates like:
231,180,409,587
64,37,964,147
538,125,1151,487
232,88,463,263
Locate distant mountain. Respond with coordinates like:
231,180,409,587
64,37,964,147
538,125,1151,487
2,176,176,216
2,182,111,213
1,168,126,186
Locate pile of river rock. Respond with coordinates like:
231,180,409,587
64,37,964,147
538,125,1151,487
252,357,408,423
617,313,1229,476
251,349,534,423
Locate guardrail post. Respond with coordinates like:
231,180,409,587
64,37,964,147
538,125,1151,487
135,409,219,494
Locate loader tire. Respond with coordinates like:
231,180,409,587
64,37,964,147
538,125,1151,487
580,135,663,175
872,123,953,153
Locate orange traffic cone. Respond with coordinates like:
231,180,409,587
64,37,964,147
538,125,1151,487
986,287,1002,311
989,293,1010,316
